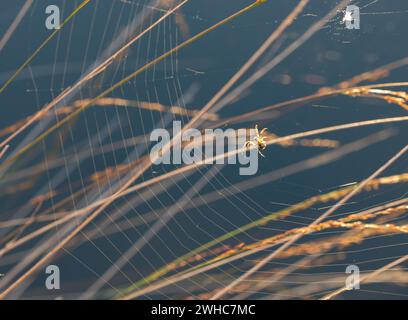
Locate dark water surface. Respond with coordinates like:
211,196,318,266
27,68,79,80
0,0,407,299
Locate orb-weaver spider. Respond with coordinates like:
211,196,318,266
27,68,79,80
244,124,268,157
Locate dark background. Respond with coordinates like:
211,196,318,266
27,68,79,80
0,0,407,299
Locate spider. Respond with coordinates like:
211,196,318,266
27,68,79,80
244,124,268,157
342,10,353,24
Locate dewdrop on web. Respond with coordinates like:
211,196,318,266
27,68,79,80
149,121,260,175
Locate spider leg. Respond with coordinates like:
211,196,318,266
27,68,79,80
260,128,268,135
258,150,266,158
255,124,259,136
244,141,256,148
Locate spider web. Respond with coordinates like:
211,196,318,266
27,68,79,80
0,0,408,300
